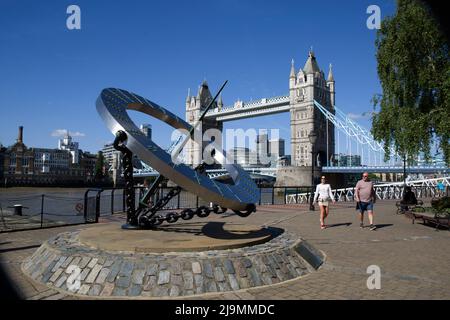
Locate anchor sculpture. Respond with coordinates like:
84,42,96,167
96,81,260,229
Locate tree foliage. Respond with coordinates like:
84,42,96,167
372,0,450,164
94,151,105,180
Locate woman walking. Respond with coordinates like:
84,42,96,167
313,176,335,229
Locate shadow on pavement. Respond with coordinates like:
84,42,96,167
374,224,394,230
326,222,352,228
0,258,20,299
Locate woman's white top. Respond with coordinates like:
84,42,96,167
313,183,334,202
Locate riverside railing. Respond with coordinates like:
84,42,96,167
2,184,446,232
285,185,448,204
102,186,315,214
0,192,100,233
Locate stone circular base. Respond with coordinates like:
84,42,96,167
79,222,275,253
22,222,324,298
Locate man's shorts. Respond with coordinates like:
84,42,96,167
358,201,374,213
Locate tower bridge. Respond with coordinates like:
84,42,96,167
185,49,336,185
131,50,447,184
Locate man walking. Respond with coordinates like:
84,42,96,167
355,172,377,230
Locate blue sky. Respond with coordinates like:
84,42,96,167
0,0,396,155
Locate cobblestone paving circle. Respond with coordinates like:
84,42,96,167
21,230,323,298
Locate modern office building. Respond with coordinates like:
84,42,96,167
101,143,118,168
102,123,151,168
140,124,152,140
333,153,362,167
228,147,252,167
255,134,285,167
269,138,285,158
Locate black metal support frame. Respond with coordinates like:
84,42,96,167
113,131,137,226
111,81,257,229
113,133,256,228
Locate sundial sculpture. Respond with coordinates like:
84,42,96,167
96,81,260,229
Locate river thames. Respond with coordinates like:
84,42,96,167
0,187,125,228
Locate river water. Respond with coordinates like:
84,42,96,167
0,186,288,230
0,187,125,226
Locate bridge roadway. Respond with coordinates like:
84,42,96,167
133,165,449,178
322,165,449,174
204,96,290,122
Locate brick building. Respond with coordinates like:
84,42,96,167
1,126,99,186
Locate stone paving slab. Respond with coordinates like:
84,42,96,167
20,226,320,298
2,200,450,299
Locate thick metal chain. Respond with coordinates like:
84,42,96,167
136,185,256,227
140,205,256,228
137,191,229,227
114,131,137,226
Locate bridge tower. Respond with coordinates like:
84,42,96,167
185,81,223,167
289,50,335,167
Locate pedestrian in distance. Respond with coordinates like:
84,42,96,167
436,181,445,197
355,172,377,230
314,175,335,230
400,186,418,212
140,178,154,207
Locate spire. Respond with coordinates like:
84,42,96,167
290,59,295,78
327,63,334,82
186,88,191,102
303,49,320,74
218,94,223,110
198,81,213,108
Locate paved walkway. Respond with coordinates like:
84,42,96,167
1,200,449,300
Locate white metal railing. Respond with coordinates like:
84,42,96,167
286,176,450,204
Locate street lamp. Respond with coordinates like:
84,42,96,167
403,154,407,187
308,131,317,211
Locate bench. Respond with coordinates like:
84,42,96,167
395,200,424,214
404,210,450,230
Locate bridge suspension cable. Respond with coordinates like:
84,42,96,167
313,100,399,164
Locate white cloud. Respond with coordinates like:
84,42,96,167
71,131,86,137
51,129,86,138
347,111,375,120
347,113,365,120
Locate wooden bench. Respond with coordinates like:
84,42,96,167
395,200,424,214
404,210,450,230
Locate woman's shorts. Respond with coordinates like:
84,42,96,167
318,200,329,207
